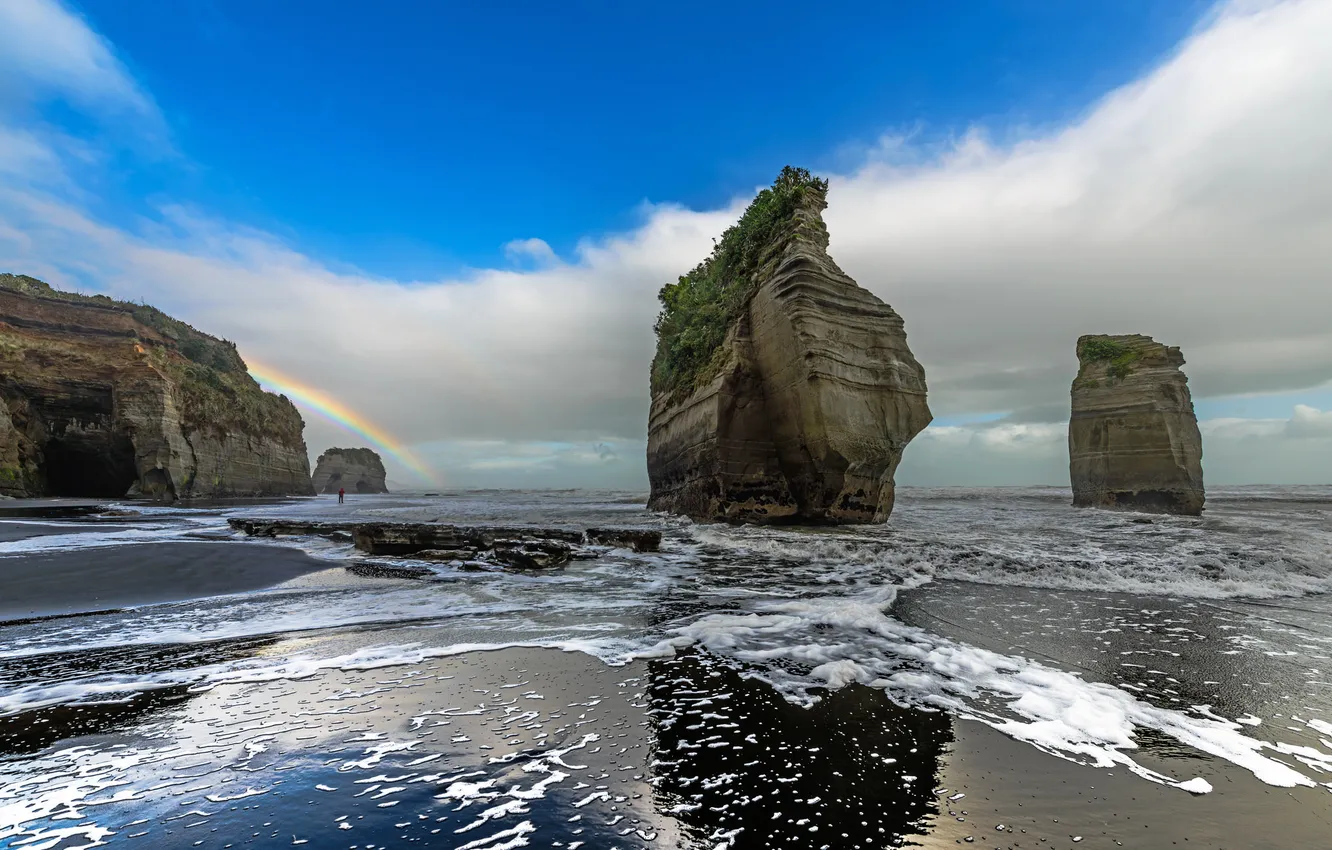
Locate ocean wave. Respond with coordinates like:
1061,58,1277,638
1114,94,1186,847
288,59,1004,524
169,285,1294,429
646,584,1330,793
683,496,1332,600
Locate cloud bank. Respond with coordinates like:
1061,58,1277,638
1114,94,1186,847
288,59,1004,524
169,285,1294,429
0,0,1330,488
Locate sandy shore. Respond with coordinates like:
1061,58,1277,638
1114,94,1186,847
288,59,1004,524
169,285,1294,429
0,541,330,621
3,639,1327,849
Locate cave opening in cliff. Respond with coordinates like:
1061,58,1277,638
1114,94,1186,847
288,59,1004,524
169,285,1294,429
41,435,138,497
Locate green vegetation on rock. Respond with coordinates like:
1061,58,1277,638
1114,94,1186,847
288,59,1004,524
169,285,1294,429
0,273,245,373
320,447,385,468
152,348,306,446
650,166,829,395
1080,337,1142,381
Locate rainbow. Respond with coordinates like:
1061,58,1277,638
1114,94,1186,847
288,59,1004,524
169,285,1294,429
246,359,439,486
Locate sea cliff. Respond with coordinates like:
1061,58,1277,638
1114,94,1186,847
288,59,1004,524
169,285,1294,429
0,274,315,499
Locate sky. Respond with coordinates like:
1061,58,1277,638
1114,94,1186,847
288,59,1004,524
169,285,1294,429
0,0,1330,490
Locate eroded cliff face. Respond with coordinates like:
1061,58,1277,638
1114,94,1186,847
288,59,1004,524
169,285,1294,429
312,447,388,494
647,183,931,524
0,274,315,499
1069,334,1204,515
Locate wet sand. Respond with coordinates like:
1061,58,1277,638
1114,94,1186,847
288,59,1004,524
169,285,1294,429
0,541,330,621
4,641,1328,849
0,521,110,543
923,719,1332,849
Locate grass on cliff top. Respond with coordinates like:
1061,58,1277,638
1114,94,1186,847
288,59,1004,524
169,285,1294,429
650,166,829,396
161,351,307,446
1080,337,1142,381
0,273,245,374
319,447,384,468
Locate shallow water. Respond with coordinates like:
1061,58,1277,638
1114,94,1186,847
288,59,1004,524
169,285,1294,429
2,486,1332,847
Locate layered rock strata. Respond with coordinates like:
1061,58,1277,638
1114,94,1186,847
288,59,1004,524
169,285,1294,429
647,181,931,524
312,447,389,494
0,274,314,499
1069,334,1205,515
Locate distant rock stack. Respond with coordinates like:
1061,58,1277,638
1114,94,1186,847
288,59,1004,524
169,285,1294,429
646,169,931,524
1069,334,1204,515
312,447,388,494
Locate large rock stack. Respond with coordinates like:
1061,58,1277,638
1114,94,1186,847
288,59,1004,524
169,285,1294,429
1069,334,1204,515
646,169,931,524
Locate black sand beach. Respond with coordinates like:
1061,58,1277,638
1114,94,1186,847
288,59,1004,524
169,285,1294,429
3,489,1332,849
5,642,1329,850
0,541,329,621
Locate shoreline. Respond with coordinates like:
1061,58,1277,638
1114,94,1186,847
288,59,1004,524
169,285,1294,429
0,540,330,621
3,641,1329,849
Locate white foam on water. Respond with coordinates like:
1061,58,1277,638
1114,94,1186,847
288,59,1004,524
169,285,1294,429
0,523,200,555
689,488,1332,600
0,745,152,846
0,587,540,661
8,586,1319,797
0,639,634,718
6,486,1332,815
643,584,1328,794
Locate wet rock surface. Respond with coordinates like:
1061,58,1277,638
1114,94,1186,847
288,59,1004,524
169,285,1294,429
1069,334,1205,515
344,562,434,580
490,539,575,570
583,527,663,552
228,517,661,570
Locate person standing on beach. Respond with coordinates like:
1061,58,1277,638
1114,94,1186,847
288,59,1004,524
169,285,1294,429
338,487,345,504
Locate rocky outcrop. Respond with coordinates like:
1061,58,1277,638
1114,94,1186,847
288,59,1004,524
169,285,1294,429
0,274,315,499
646,171,931,524
1069,334,1204,515
350,522,584,556
312,447,388,494
228,518,663,569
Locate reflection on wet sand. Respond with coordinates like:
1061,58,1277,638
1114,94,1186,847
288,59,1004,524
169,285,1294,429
0,641,959,849
648,650,952,848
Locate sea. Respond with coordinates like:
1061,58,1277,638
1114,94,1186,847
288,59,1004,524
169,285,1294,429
3,486,1332,848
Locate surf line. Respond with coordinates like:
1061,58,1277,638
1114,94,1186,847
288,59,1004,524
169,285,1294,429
246,359,439,486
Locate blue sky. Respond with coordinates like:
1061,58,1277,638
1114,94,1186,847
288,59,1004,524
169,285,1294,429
1,0,1330,488
70,0,1205,278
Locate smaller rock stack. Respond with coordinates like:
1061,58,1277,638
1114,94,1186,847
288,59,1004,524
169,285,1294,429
312,447,389,494
1069,334,1204,515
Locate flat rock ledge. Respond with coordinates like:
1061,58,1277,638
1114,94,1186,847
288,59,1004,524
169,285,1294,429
228,519,662,571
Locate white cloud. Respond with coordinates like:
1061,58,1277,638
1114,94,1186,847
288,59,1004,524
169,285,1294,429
896,405,1332,487
1285,404,1332,439
898,423,1069,487
1,0,1331,487
502,237,559,268
0,0,158,120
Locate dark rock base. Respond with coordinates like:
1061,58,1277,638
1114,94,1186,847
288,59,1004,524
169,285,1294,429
1073,489,1204,516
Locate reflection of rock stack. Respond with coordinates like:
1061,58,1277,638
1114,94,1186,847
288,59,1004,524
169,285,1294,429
1069,334,1205,515
0,273,314,499
647,170,931,524
645,650,952,846
311,447,389,494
